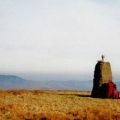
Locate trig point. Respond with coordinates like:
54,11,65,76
91,55,113,97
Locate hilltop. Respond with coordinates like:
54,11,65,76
0,90,120,120
0,75,28,89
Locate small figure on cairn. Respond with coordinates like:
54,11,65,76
102,54,105,61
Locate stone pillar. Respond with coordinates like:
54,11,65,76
91,60,112,97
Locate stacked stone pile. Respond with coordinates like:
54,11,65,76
91,56,119,98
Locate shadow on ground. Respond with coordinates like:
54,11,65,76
57,93,91,97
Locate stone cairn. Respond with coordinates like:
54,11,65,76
91,55,118,98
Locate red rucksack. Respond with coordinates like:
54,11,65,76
107,81,119,99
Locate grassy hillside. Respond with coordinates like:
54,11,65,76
0,90,120,120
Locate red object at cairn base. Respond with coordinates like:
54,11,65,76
97,81,119,99
107,81,119,99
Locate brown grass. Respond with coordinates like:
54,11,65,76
0,90,120,120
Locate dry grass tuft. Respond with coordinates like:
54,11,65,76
0,90,120,120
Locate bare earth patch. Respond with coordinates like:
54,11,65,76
0,90,120,120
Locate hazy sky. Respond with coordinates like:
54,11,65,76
0,0,120,74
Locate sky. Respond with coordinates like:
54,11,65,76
0,0,120,75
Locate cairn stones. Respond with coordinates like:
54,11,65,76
91,57,112,97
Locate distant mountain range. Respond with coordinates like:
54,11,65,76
0,75,29,89
116,81,120,91
0,75,119,91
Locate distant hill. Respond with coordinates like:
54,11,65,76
33,80,93,90
116,81,120,91
0,75,25,83
0,75,119,91
0,75,93,90
0,75,29,89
